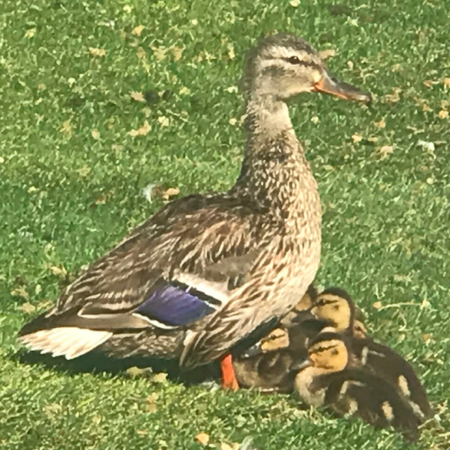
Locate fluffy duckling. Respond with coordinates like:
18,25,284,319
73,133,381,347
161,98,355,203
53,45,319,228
309,288,432,419
292,331,421,442
233,286,318,392
233,286,367,392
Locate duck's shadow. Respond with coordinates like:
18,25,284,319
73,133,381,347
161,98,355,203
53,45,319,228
15,350,220,385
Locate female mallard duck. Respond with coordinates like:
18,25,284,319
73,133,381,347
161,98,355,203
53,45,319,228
232,286,368,392
291,331,421,442
308,288,432,419
19,33,370,389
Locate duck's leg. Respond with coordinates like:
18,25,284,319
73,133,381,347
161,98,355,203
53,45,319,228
221,354,239,391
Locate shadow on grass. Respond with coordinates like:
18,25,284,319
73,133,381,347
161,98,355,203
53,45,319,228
13,349,220,385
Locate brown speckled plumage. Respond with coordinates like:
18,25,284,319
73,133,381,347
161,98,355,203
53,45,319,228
19,33,370,369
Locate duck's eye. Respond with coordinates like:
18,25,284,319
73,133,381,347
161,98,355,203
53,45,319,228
331,348,338,356
287,56,302,65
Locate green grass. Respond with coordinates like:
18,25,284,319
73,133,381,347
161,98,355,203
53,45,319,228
1,0,449,448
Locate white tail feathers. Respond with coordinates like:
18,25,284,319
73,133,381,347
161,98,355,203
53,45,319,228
20,327,112,360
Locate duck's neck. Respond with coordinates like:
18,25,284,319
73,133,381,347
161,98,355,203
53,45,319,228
231,94,319,223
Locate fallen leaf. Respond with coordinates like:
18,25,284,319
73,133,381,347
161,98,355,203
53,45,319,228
132,25,145,36
60,120,74,135
383,88,401,103
372,301,382,310
19,303,36,314
11,286,29,299
77,166,91,177
111,144,123,152
378,145,394,160
25,28,36,38
220,444,235,450
151,46,167,61
290,0,300,7
152,372,168,383
136,47,147,60
37,83,47,91
352,133,362,143
89,47,107,57
195,432,210,445
443,78,450,87
422,333,431,342
438,110,449,119
229,117,237,126
319,49,336,60
91,129,100,140
179,86,190,95
423,79,439,88
311,116,319,124
391,63,403,72
347,60,354,70
227,44,235,60
374,119,386,129
157,116,170,127
146,393,158,414
137,430,148,437
95,194,107,205
367,136,379,143
171,46,184,61
162,187,180,202
426,177,434,185
50,265,67,277
129,120,151,137
130,91,146,103
420,298,431,309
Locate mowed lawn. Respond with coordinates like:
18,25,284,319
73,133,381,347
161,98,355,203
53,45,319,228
1,0,449,448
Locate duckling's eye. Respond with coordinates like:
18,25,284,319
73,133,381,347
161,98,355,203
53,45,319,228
287,56,302,65
331,349,338,356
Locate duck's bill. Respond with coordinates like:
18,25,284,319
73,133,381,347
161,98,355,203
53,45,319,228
290,357,312,372
314,72,371,103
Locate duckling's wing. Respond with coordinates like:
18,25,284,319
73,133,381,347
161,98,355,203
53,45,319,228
19,194,268,359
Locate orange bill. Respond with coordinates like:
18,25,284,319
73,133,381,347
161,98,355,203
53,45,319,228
314,71,371,103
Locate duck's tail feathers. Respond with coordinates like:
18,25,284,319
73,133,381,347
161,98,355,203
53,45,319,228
19,327,113,359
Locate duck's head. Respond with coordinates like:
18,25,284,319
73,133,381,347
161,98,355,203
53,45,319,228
309,287,355,332
244,33,371,103
291,331,349,373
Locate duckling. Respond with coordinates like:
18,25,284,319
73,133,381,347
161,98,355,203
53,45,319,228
291,332,421,442
232,287,317,392
232,286,366,392
309,288,432,419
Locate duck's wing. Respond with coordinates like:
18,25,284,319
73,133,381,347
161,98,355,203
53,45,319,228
19,194,270,359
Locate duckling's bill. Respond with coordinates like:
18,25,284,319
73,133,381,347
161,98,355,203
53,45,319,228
290,356,312,372
314,71,371,103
